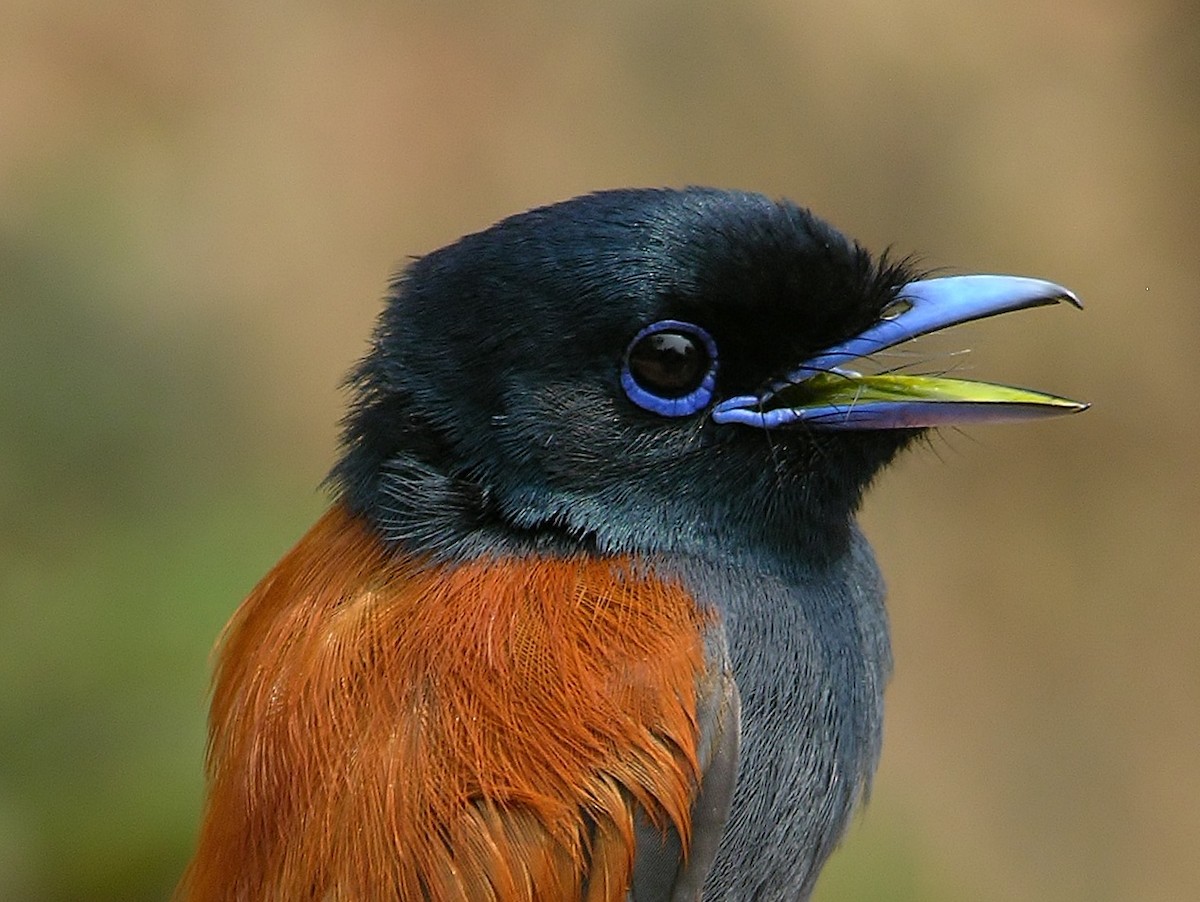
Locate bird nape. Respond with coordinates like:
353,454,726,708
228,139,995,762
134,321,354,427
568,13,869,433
179,188,1086,901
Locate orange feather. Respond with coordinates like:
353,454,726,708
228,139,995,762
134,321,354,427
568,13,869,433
178,505,708,901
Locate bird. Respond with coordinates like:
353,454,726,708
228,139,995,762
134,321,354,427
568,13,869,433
178,187,1086,901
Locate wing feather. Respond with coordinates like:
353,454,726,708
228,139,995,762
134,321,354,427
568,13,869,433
178,505,716,901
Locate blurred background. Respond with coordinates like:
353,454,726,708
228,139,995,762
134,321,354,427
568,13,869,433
2,1,1197,899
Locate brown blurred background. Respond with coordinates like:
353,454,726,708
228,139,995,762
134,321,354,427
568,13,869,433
2,1,1196,899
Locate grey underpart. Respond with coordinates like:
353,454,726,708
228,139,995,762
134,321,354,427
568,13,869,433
669,525,891,902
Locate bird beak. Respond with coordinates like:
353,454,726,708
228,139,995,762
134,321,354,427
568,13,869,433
710,275,1089,429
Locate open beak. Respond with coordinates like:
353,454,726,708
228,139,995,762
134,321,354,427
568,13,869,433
711,275,1088,430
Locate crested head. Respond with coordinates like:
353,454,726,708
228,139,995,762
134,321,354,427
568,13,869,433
330,188,923,561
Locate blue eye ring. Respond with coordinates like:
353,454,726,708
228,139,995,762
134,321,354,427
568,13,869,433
621,319,718,417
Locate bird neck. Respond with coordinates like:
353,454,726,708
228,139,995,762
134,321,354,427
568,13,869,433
336,443,866,567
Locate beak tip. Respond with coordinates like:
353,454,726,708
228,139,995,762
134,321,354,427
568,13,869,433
1060,287,1084,310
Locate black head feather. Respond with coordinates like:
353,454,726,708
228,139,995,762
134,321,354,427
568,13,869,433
329,187,921,561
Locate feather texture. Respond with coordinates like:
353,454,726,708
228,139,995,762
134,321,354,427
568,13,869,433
179,505,708,901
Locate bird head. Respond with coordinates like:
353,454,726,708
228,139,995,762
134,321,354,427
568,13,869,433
331,188,1084,561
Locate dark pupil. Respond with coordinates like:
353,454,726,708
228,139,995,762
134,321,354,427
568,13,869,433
628,331,707,397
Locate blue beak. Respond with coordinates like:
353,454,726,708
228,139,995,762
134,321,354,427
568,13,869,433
711,275,1088,430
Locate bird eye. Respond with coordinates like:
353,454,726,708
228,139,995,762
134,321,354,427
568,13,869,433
621,320,718,417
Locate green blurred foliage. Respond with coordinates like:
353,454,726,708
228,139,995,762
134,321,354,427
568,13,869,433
2,1,1198,900
0,190,327,897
